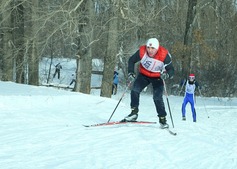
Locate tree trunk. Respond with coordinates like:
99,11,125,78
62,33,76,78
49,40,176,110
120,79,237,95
12,1,25,83
74,0,93,94
1,3,14,81
183,0,197,74
28,0,39,85
100,0,119,98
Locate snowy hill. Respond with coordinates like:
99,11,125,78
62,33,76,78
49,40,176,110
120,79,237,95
0,81,237,169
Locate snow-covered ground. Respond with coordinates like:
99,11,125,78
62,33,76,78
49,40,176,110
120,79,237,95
0,81,237,169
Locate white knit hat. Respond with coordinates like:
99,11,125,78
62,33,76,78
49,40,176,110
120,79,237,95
146,38,159,49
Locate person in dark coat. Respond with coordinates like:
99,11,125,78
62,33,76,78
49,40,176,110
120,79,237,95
53,63,62,79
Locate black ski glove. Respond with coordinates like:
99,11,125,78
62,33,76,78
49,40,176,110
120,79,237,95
128,73,136,82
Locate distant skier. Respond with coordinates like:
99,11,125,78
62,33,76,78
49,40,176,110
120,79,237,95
181,74,200,122
112,71,119,95
68,73,76,88
53,63,62,79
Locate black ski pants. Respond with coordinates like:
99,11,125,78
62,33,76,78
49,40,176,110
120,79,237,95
130,73,167,117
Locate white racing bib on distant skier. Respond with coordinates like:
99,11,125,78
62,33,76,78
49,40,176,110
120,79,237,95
185,82,196,94
140,54,164,72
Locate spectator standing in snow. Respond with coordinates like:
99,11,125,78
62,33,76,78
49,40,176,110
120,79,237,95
181,74,200,122
112,71,119,95
121,38,174,129
53,63,62,79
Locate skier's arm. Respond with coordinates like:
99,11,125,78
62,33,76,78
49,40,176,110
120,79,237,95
164,53,174,78
128,50,140,74
195,81,201,89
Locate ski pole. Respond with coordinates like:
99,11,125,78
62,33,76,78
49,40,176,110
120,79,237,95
198,88,210,118
107,81,132,123
163,79,175,128
178,79,185,96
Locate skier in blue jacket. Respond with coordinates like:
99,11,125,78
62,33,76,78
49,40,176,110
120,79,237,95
181,74,200,122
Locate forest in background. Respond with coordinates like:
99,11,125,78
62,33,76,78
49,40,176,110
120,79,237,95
0,0,236,97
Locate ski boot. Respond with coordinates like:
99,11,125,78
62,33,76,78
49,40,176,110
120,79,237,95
121,107,138,122
159,116,169,129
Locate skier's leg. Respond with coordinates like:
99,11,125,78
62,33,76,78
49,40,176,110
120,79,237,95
182,96,188,118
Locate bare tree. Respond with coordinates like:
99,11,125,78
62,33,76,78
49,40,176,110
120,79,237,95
25,0,39,85
12,0,25,83
1,1,14,81
74,0,93,94
100,0,119,97
182,0,197,75
0,0,236,97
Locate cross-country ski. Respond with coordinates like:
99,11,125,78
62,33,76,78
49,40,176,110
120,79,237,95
83,120,177,136
83,121,157,127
